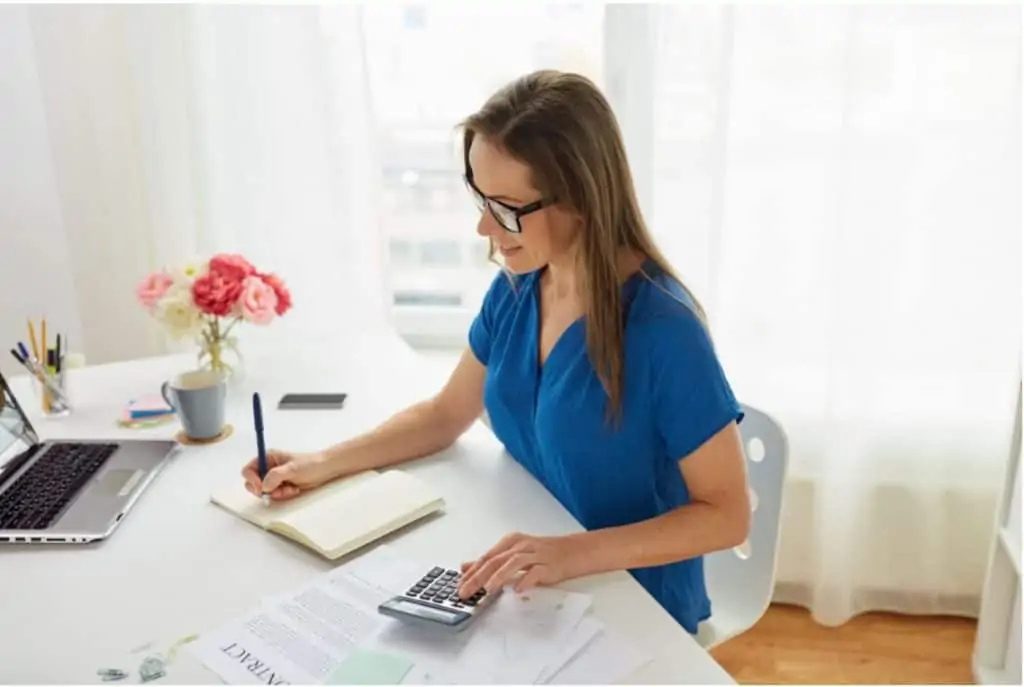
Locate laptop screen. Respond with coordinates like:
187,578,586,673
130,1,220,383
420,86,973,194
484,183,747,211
0,373,36,469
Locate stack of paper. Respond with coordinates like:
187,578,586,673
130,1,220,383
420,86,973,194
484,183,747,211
185,545,652,685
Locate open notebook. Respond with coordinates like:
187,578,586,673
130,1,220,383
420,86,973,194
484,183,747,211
210,469,444,560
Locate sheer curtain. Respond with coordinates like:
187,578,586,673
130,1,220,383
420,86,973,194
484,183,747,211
2,3,388,373
630,4,1022,625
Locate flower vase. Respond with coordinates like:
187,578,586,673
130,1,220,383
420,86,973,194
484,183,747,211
197,323,245,385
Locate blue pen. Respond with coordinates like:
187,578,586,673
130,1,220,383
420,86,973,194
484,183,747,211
253,392,270,505
17,342,29,362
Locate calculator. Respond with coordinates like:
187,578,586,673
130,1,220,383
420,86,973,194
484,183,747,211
378,566,496,632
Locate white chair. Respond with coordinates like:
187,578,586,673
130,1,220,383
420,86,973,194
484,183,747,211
696,403,790,649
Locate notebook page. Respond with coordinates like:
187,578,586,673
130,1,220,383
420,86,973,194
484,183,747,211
210,469,379,530
280,470,442,555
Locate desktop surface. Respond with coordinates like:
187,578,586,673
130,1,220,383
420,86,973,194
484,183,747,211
0,333,734,685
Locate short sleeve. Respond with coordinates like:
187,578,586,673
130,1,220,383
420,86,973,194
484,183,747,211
647,312,744,461
468,271,513,366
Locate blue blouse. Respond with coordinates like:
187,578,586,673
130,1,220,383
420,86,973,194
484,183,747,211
468,259,743,634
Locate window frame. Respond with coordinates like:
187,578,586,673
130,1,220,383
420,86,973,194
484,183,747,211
386,3,656,350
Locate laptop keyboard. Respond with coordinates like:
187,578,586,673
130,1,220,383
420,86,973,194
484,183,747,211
0,442,118,530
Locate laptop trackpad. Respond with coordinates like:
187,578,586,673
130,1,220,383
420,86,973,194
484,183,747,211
99,469,146,498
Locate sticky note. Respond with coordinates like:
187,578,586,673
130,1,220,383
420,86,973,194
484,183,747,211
327,649,414,685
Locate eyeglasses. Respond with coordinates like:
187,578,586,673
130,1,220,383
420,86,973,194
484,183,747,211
464,175,551,234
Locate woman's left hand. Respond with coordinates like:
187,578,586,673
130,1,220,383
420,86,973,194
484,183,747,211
457,532,587,599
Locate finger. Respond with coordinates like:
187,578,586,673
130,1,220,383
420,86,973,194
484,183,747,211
462,533,523,582
242,451,287,489
460,549,515,595
461,547,527,597
261,463,295,493
241,458,259,477
271,483,300,500
485,552,537,594
514,565,546,593
459,551,511,597
482,532,524,560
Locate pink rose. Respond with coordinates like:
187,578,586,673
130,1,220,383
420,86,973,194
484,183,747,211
136,271,174,312
239,275,278,325
259,273,292,315
209,253,255,283
192,271,243,317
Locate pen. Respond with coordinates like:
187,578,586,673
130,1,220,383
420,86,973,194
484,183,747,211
9,349,71,408
253,392,269,506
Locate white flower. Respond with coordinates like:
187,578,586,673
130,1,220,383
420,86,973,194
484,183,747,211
153,284,204,339
170,257,209,286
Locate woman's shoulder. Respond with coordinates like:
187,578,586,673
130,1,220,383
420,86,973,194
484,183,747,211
627,265,715,356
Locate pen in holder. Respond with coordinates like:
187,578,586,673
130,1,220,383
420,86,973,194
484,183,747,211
30,366,71,417
9,346,71,415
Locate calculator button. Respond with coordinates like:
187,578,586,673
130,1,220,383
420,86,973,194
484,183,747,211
427,567,443,577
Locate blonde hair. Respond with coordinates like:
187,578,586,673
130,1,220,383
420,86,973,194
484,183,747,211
461,70,706,421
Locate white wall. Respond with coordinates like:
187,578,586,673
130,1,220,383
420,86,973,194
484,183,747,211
0,6,83,381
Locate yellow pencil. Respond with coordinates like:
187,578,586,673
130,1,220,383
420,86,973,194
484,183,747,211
27,318,40,361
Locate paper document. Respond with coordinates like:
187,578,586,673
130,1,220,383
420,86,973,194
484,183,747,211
185,543,645,686
544,621,653,684
456,587,593,684
187,547,409,685
188,583,385,684
536,616,604,683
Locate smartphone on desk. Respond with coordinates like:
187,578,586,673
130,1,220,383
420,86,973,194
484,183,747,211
278,393,347,410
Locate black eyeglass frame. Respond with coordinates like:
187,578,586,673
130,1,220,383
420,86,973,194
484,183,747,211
464,150,554,234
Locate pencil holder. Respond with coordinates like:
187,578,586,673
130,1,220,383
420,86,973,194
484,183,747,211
31,371,71,417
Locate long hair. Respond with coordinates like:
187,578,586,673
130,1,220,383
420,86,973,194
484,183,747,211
461,70,706,421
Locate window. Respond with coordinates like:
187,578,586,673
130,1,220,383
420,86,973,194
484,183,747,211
361,3,606,345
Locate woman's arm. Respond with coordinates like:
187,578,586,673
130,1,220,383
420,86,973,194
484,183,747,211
457,422,751,596
565,421,751,576
321,347,487,480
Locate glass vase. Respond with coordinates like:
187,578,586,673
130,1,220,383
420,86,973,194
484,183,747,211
197,320,245,385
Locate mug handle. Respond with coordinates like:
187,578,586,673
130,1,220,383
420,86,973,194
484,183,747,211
160,382,176,411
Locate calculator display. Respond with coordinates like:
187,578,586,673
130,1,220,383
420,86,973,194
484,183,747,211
388,598,460,624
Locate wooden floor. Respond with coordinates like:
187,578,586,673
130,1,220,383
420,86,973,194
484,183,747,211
709,603,978,684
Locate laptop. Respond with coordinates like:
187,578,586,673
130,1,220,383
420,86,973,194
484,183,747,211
0,369,178,545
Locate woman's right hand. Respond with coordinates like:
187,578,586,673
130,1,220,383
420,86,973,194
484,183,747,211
241,449,334,501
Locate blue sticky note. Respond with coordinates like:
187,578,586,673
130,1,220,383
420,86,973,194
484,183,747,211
327,649,414,685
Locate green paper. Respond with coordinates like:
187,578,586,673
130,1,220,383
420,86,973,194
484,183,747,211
327,649,414,685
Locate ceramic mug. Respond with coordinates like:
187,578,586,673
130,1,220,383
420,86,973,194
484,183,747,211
161,369,226,440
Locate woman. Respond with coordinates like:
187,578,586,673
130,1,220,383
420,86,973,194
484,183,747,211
242,70,751,635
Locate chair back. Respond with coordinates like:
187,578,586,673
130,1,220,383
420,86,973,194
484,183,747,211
699,403,789,648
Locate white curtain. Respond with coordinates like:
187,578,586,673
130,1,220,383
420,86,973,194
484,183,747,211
2,3,1020,628
0,3,390,374
632,4,1021,625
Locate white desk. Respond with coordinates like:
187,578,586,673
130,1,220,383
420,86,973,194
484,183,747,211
0,333,734,685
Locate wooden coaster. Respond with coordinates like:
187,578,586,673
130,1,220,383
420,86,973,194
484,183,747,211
175,424,234,446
